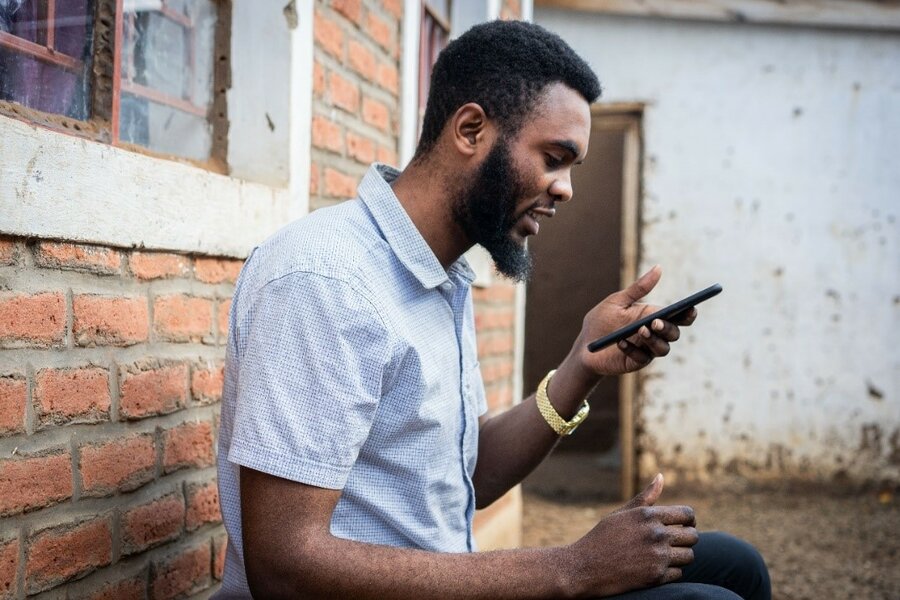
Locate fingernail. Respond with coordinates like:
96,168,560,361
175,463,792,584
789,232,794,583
653,319,663,331
641,326,651,338
618,340,628,350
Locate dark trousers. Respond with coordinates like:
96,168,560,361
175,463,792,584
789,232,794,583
602,532,771,600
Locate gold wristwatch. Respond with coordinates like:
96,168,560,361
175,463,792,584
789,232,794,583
536,369,590,436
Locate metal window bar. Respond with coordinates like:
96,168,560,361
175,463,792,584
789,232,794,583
0,0,83,73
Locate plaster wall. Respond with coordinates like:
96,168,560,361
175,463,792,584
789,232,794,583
536,9,900,487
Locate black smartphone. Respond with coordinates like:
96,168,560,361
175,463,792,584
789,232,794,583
587,284,723,353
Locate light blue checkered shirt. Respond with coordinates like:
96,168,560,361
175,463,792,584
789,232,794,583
215,164,487,597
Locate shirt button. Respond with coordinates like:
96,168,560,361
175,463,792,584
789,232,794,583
439,282,453,292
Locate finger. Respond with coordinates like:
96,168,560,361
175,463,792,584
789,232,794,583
650,318,681,342
669,526,699,547
662,567,683,584
609,265,661,307
617,339,653,366
656,505,696,527
669,306,697,326
619,473,664,510
636,328,671,357
669,547,695,567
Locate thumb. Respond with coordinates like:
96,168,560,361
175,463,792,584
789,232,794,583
610,265,661,307
621,473,664,510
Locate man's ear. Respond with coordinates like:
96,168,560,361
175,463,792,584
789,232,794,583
451,103,492,158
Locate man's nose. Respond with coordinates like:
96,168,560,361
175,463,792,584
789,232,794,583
549,172,573,204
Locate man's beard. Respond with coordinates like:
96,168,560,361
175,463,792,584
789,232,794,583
451,142,533,282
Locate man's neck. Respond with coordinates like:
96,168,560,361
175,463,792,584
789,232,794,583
390,156,473,270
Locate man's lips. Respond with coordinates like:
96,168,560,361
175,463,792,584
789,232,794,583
519,205,556,236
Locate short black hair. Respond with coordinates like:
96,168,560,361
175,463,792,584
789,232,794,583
414,20,601,159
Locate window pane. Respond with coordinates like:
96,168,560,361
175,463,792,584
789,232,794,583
0,0,94,120
119,0,217,160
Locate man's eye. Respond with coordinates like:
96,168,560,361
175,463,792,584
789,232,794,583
544,154,564,168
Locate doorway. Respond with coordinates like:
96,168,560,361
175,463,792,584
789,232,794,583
522,104,642,501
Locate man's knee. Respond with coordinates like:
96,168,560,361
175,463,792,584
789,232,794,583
680,583,743,600
696,532,771,600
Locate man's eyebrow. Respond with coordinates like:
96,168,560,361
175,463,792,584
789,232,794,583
550,140,584,163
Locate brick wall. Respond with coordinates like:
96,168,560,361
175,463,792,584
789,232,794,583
0,237,233,598
310,0,402,210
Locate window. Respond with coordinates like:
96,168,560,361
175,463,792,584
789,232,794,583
0,0,226,165
0,0,95,120
119,0,218,160
417,0,449,135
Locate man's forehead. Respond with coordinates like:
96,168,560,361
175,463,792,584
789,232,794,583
523,85,591,156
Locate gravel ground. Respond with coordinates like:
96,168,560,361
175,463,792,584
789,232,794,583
522,488,900,599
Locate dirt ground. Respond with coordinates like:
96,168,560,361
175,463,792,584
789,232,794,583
522,488,900,599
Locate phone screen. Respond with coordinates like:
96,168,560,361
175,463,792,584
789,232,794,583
587,284,722,353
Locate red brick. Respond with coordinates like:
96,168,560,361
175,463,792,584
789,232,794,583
314,10,344,59
150,543,211,600
382,0,402,20
311,115,344,154
120,363,187,420
333,0,362,25
502,0,522,19
193,257,242,284
74,295,149,347
348,40,377,80
130,252,190,280
0,238,17,266
487,384,514,412
377,61,399,95
362,96,390,132
0,452,72,516
153,295,213,343
346,131,376,164
163,421,214,473
0,537,17,600
80,433,156,496
313,60,326,97
0,292,65,347
310,163,320,196
367,12,394,52
191,365,224,404
329,71,360,113
77,574,147,600
0,376,25,435
35,242,121,275
186,481,221,531
323,168,358,199
35,367,110,425
481,360,514,386
217,298,231,338
26,519,111,594
212,535,226,581
121,493,185,555
473,283,517,303
377,145,398,166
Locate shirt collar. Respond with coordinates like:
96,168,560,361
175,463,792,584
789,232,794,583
358,164,475,289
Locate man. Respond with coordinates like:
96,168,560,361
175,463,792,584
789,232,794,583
216,20,770,599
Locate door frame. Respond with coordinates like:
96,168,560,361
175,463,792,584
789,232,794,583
591,102,644,500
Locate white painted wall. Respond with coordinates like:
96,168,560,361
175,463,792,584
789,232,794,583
536,9,900,486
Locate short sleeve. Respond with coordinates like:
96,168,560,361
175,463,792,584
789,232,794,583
228,271,391,490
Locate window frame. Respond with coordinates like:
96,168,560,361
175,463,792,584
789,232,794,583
0,0,229,172
0,0,313,258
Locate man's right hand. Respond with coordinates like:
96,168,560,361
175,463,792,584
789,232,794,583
564,474,699,598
